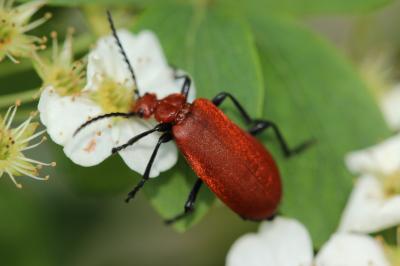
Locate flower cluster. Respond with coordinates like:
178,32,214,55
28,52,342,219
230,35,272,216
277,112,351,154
0,0,50,63
227,217,390,266
0,103,55,188
37,29,194,177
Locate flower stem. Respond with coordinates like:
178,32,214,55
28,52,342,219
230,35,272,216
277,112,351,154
0,89,38,109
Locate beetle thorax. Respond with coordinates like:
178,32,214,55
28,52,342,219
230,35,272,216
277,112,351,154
132,93,191,124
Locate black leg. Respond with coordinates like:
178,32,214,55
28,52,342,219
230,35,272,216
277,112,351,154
111,123,171,154
249,120,315,158
74,112,136,136
174,74,191,100
125,132,173,203
107,10,140,98
164,178,203,225
212,92,315,158
212,92,253,124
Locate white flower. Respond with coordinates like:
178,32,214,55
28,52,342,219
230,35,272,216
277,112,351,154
226,217,389,266
315,233,389,266
380,84,400,131
226,217,313,266
0,0,50,63
38,29,195,177
340,134,400,233
0,103,55,188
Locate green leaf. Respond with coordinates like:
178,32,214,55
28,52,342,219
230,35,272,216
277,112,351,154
35,0,171,7
229,0,393,17
134,3,264,230
251,16,391,247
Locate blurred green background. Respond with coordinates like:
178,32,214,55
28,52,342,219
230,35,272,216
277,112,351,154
1,0,400,265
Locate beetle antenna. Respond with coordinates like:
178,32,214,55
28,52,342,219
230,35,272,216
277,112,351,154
74,112,136,136
106,10,141,98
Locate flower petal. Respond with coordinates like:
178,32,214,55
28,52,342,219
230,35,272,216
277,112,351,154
87,29,189,98
315,233,389,266
226,217,313,266
115,119,178,177
38,87,102,145
339,174,400,233
227,234,276,266
345,133,400,176
63,120,113,166
85,31,133,92
380,84,400,130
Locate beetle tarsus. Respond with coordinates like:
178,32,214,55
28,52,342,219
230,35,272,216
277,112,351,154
164,178,202,225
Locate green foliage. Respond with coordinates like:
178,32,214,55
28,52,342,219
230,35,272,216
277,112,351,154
251,16,390,246
4,0,394,249
231,0,393,17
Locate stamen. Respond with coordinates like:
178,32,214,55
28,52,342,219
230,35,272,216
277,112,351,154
21,12,52,33
11,165,48,181
12,161,36,171
5,169,22,188
51,31,58,62
17,156,55,166
2,105,13,126
5,104,17,129
13,116,33,139
6,53,20,64
18,129,46,144
21,136,47,151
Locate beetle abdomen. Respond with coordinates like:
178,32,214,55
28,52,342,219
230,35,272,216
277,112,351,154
172,99,282,220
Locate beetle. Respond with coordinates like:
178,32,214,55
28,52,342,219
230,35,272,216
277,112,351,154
75,11,314,224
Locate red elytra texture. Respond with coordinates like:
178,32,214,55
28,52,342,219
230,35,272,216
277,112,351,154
172,99,282,220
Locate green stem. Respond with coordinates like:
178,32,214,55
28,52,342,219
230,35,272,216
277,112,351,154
0,89,38,109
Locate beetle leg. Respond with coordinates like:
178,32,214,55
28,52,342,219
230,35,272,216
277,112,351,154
175,74,192,100
164,178,203,225
249,120,315,158
125,132,173,203
212,92,315,157
212,92,253,124
111,123,171,154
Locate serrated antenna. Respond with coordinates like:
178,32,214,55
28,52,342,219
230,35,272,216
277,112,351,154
106,10,140,98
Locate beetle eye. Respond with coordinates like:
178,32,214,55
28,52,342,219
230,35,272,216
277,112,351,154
138,109,145,118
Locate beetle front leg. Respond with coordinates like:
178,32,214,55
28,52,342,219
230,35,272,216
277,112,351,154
164,178,203,225
125,132,172,203
175,74,191,100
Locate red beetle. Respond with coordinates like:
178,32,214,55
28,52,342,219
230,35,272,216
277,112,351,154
75,12,313,224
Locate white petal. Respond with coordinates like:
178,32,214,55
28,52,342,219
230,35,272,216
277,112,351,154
380,84,400,130
115,119,178,177
226,217,313,266
345,134,400,176
339,175,400,233
315,233,389,266
38,87,102,145
85,31,133,92
86,29,196,100
63,120,113,166
227,234,276,266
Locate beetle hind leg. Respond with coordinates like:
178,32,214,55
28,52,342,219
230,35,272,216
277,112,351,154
164,178,203,225
249,120,315,158
212,92,315,158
